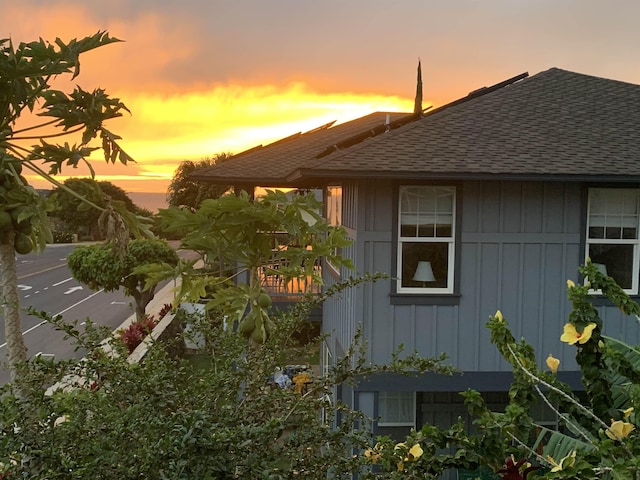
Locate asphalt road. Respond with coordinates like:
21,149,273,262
0,243,164,384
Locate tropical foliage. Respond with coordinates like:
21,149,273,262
356,260,640,479
140,189,353,344
0,277,454,479
166,153,232,211
0,31,140,382
67,238,179,321
50,177,142,240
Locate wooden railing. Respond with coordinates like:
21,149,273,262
257,259,322,298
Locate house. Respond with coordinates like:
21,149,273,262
192,67,640,441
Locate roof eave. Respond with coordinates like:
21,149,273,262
287,169,640,184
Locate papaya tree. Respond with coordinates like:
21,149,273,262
140,189,353,344
0,32,141,383
68,239,179,321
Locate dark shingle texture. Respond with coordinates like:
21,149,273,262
191,112,408,185
195,68,640,185
303,68,640,180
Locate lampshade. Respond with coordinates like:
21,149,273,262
593,263,608,276
413,261,436,282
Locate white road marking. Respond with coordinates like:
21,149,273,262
0,289,105,349
64,286,83,295
53,277,73,287
35,352,55,359
18,285,32,291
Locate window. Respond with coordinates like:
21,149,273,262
586,188,640,294
326,186,342,227
378,391,415,426
397,185,456,293
325,186,343,274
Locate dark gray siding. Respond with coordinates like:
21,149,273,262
326,179,640,375
322,181,359,357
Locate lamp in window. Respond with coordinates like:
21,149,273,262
413,261,435,286
593,263,608,276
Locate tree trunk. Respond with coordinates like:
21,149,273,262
0,230,27,383
132,286,155,322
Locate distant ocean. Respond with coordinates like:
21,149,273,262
128,192,168,213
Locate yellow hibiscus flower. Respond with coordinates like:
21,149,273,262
560,322,596,345
546,354,560,374
606,420,635,440
394,442,423,470
408,443,423,459
566,279,576,288
624,407,634,419
547,450,576,472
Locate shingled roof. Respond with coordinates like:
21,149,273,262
194,68,640,187
191,111,409,187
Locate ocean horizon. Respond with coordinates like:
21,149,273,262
128,191,168,213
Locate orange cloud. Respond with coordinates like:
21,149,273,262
24,83,414,192
5,2,417,193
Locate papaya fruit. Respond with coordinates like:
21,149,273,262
14,232,33,255
257,292,272,308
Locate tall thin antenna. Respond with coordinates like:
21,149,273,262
414,58,423,116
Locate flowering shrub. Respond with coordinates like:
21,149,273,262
354,260,640,479
118,315,158,354
478,260,640,479
157,303,173,320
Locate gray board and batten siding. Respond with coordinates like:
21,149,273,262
188,67,640,390
323,177,640,391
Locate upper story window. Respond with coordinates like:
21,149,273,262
586,188,640,294
397,185,456,294
326,186,342,227
325,185,343,274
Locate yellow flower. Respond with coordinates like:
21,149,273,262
408,443,423,460
560,322,596,345
546,354,560,374
606,420,635,440
495,310,504,322
364,443,383,463
566,279,576,288
364,449,380,463
547,450,576,472
623,407,634,419
393,442,422,470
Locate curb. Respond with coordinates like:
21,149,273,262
112,278,180,333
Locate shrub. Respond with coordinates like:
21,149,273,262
118,315,158,354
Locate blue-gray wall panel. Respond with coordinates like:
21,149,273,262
326,179,640,378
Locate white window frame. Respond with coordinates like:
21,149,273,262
377,391,416,427
321,342,334,426
397,185,456,294
585,188,640,295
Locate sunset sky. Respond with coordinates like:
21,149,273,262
4,0,640,194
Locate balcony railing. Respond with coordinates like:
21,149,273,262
257,259,322,299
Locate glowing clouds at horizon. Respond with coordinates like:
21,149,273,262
24,84,416,193
115,82,416,166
